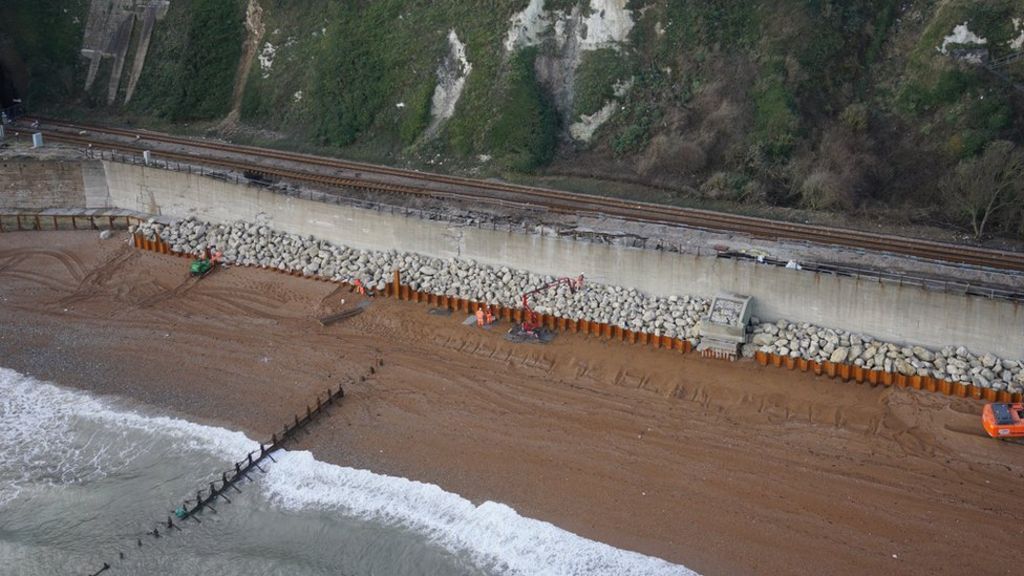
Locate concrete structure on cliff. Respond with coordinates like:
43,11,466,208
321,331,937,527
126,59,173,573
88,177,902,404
80,0,170,105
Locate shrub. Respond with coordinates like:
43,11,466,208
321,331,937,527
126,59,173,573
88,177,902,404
752,75,799,159
174,0,246,119
700,171,748,200
636,135,706,176
0,0,86,104
132,0,245,120
399,80,436,146
799,170,845,210
941,140,1024,239
798,124,879,210
310,20,388,147
487,48,558,172
839,103,869,133
573,48,632,119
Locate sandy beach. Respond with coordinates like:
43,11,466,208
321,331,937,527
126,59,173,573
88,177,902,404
2,230,1022,576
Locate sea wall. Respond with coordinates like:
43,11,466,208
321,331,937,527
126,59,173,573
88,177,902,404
101,160,1024,359
0,158,111,210
0,159,85,209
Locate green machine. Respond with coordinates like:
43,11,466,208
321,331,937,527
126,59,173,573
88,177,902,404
189,258,213,277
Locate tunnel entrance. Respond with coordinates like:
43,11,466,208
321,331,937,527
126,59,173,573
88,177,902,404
0,62,20,109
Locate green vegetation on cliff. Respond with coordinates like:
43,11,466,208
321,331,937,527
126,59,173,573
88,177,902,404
131,0,245,120
4,0,1024,240
488,47,558,171
0,0,86,104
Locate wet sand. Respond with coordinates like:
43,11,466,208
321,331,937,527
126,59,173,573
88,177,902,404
2,231,1022,576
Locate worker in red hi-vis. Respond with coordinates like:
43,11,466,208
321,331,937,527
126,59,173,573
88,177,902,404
475,307,485,327
354,279,366,296
485,307,495,325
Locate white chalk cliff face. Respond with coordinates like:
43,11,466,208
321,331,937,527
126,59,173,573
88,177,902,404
503,0,635,143
578,0,635,50
937,22,988,55
504,0,633,53
504,0,552,52
426,30,472,139
1010,18,1024,51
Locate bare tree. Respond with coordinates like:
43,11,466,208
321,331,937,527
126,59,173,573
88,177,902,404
942,140,1024,240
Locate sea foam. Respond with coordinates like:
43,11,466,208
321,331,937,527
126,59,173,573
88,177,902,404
264,450,696,575
0,367,697,575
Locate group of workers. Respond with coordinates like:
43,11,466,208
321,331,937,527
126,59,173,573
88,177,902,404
475,306,496,327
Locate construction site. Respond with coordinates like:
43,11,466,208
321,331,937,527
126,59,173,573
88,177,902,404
1,117,1023,575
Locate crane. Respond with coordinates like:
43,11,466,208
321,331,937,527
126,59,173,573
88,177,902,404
509,274,585,341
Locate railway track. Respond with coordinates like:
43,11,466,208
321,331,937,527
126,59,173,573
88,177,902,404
23,117,1024,272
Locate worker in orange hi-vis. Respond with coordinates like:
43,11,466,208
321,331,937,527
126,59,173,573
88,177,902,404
475,307,485,327
354,279,366,296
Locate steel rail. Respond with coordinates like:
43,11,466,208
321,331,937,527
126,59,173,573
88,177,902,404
26,117,1024,272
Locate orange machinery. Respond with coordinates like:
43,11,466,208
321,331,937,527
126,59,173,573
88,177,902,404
982,403,1024,439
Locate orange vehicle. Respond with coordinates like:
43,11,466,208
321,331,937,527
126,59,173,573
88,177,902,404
982,403,1024,439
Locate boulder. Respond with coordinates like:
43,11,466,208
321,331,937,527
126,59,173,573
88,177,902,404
895,359,916,376
911,346,934,362
829,347,849,364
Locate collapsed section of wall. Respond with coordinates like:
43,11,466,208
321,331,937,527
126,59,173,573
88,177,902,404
101,160,1024,359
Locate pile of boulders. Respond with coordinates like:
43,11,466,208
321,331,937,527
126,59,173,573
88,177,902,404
129,217,1024,391
130,218,710,339
749,320,1024,392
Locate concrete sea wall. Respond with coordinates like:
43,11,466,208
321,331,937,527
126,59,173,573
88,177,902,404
100,161,1024,359
0,159,86,209
0,158,111,210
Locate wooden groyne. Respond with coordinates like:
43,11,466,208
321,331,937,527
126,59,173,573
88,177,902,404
85,359,383,575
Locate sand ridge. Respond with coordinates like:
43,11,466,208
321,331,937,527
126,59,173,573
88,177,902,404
1,231,1022,575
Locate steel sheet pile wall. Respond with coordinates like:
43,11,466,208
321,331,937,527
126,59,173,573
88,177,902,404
753,350,1022,403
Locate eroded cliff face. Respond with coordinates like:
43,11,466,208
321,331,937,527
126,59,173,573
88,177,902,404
5,0,1024,237
502,0,635,143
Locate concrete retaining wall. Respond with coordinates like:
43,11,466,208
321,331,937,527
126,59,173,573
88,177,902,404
97,160,1023,359
0,159,86,209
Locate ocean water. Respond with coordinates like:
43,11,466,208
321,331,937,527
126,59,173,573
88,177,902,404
0,367,696,576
